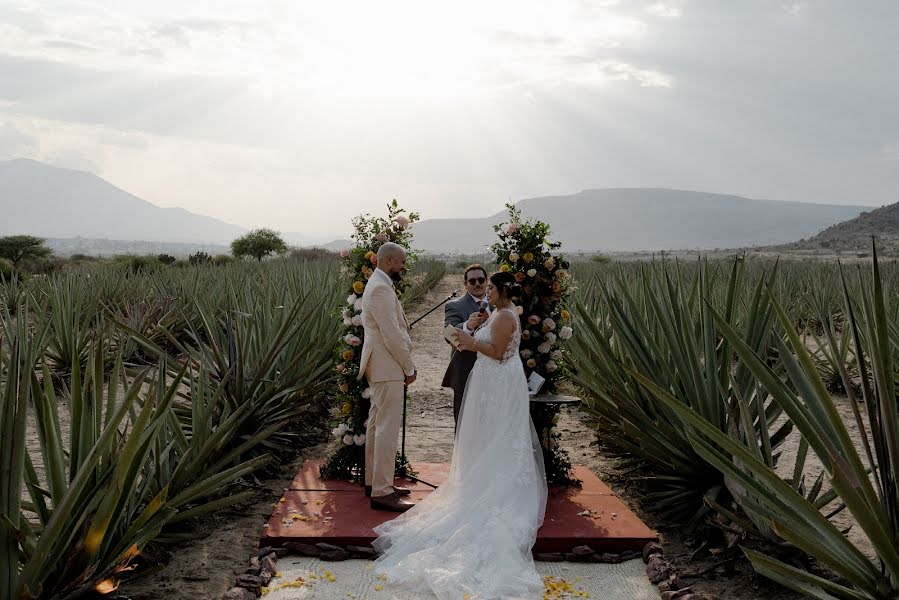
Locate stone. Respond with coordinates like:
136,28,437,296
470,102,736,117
646,556,672,584
642,541,664,563
660,590,694,600
235,574,262,595
255,546,275,558
320,547,350,561
535,552,564,562
222,587,256,600
245,556,261,576
260,554,277,576
571,545,595,556
284,542,321,557
315,542,345,553
347,545,377,559
620,550,642,562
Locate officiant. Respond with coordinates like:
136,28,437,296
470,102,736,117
441,264,491,432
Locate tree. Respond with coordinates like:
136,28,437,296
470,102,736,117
0,235,51,267
231,229,288,262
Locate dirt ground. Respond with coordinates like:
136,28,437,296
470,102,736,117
61,273,867,599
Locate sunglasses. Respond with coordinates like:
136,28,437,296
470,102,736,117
467,277,486,285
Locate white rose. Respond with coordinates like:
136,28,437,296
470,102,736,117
342,308,352,319
354,298,364,310
527,269,537,277
331,427,342,439
545,332,557,344
520,349,532,359
559,326,573,340
543,318,557,331
347,294,357,305
551,349,563,360
538,342,552,354
547,362,559,373
361,387,373,399
343,434,354,446
509,252,520,262
337,423,348,436
353,434,366,446
516,306,524,315
352,315,362,326
544,257,556,270
343,317,353,326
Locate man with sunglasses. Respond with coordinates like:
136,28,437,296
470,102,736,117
441,264,491,432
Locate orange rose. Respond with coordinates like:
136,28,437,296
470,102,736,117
342,349,354,361
523,252,534,263
353,281,365,294
514,272,525,283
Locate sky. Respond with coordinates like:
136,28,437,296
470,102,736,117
1,1,897,238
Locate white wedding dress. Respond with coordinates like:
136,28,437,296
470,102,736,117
372,307,548,600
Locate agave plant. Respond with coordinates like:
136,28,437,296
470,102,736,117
568,256,799,526
635,244,899,598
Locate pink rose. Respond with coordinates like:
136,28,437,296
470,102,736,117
340,248,350,258
336,364,346,373
505,222,519,235
394,215,410,228
376,232,388,242
339,383,349,393
527,315,541,325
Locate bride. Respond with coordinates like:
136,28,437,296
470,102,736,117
372,271,547,600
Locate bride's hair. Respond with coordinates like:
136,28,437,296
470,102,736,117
489,271,522,301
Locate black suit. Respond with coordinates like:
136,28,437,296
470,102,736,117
441,294,486,431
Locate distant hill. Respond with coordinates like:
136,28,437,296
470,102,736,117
768,201,898,255
0,159,328,248
401,189,869,254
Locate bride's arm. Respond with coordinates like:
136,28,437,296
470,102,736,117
455,312,516,361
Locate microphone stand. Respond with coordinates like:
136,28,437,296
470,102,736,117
398,290,459,489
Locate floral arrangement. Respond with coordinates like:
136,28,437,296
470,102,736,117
490,204,578,486
319,200,419,481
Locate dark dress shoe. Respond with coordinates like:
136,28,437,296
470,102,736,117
365,485,411,498
370,491,415,512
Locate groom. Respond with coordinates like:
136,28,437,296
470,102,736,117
358,242,417,513
441,265,490,431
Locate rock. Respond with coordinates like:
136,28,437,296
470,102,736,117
597,553,621,563
642,541,664,563
260,554,278,578
535,552,564,562
620,550,642,562
235,574,262,595
347,545,377,559
255,546,275,558
245,556,261,576
284,542,321,557
646,556,672,584
315,542,345,553
660,589,694,600
320,548,350,561
222,587,256,600
571,545,595,556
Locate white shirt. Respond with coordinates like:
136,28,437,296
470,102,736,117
462,293,490,334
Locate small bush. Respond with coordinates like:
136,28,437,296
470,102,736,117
0,257,13,279
212,254,235,266
590,254,611,263
116,254,161,274
289,247,339,261
157,253,177,265
189,252,212,265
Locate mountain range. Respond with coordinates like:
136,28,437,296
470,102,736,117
1,159,874,254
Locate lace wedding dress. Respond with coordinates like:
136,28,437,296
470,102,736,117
372,307,547,600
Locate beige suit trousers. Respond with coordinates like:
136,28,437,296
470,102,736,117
364,379,405,497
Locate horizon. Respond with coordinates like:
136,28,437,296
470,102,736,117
1,2,897,237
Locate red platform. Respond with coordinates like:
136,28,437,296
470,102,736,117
261,459,656,554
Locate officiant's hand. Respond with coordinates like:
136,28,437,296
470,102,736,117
466,311,487,330
455,330,477,352
405,369,417,385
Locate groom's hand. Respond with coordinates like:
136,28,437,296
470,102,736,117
466,312,486,330
405,369,417,385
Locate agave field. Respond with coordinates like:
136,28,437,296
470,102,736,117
568,249,899,599
0,256,443,600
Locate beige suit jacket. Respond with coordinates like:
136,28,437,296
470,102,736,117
358,269,415,383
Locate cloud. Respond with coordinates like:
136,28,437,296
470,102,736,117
645,3,682,18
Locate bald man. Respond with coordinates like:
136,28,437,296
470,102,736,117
358,243,417,512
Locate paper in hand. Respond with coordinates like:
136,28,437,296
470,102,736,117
444,325,463,349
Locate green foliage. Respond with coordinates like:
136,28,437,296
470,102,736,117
321,200,419,481
0,257,13,279
212,253,235,266
188,251,211,265
231,228,288,261
157,253,176,265
0,235,51,267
